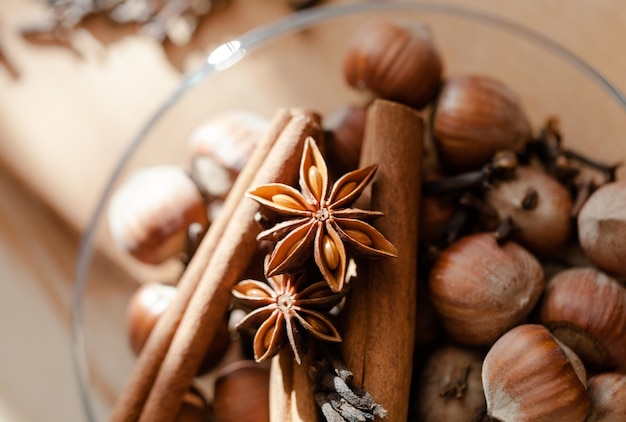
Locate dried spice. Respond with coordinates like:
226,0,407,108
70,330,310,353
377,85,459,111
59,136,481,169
310,345,388,421
18,0,228,46
232,270,345,364
246,136,397,292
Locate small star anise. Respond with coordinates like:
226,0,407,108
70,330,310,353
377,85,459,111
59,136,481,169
247,136,397,292
232,271,345,364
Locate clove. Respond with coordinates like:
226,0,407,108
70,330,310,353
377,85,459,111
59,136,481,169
492,217,519,245
423,150,517,195
527,117,620,185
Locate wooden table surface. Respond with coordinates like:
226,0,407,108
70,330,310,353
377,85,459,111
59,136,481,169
0,0,624,420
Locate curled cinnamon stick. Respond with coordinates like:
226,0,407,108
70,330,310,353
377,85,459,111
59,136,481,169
269,348,318,422
138,113,323,422
341,99,423,421
109,110,320,422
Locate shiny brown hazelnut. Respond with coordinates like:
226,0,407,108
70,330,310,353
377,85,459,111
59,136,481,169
433,74,531,170
213,360,270,422
412,344,485,421
482,324,590,422
429,233,544,346
324,104,367,176
540,267,626,371
343,20,443,109
188,109,269,200
577,180,626,277
176,387,215,422
419,193,457,242
586,372,626,422
484,166,573,256
108,166,209,265
126,282,231,375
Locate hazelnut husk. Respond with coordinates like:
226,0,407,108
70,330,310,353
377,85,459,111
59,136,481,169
108,165,209,265
433,74,531,171
540,267,626,371
429,232,544,346
343,19,443,109
482,324,590,422
577,180,626,277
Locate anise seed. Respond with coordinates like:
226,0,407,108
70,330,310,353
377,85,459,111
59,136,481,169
335,181,358,202
309,165,324,199
272,193,307,210
345,229,373,246
323,235,340,270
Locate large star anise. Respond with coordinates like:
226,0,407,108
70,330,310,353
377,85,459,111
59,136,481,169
247,136,397,292
232,271,345,364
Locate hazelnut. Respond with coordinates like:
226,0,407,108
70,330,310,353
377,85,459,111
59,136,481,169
484,166,573,256
577,180,626,277
108,166,209,265
482,324,590,422
126,282,231,375
343,19,443,109
419,193,457,242
540,267,626,371
323,104,367,176
411,344,485,421
586,372,626,422
433,74,531,170
189,109,269,200
429,232,544,346
176,387,215,422
213,360,270,422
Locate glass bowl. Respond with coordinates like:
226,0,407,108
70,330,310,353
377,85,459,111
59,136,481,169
73,2,626,421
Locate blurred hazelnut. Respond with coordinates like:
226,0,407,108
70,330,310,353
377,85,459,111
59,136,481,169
126,282,231,375
213,360,270,422
577,180,626,277
324,104,367,176
343,20,443,109
108,166,209,265
176,387,215,422
412,344,485,421
189,110,269,200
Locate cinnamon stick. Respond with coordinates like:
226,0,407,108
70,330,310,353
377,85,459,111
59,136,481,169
340,99,423,421
109,109,313,422
269,348,318,422
137,113,323,422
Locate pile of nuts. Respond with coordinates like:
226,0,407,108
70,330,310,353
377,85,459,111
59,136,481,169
107,17,626,422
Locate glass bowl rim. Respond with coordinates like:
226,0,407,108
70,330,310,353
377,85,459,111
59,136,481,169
72,2,626,420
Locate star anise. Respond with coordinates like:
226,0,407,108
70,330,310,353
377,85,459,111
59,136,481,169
232,271,345,364
246,136,397,292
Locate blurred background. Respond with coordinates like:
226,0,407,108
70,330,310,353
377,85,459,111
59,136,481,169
0,0,624,420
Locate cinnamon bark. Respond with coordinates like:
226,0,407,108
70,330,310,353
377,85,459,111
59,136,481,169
269,348,318,422
109,110,321,422
340,99,423,421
